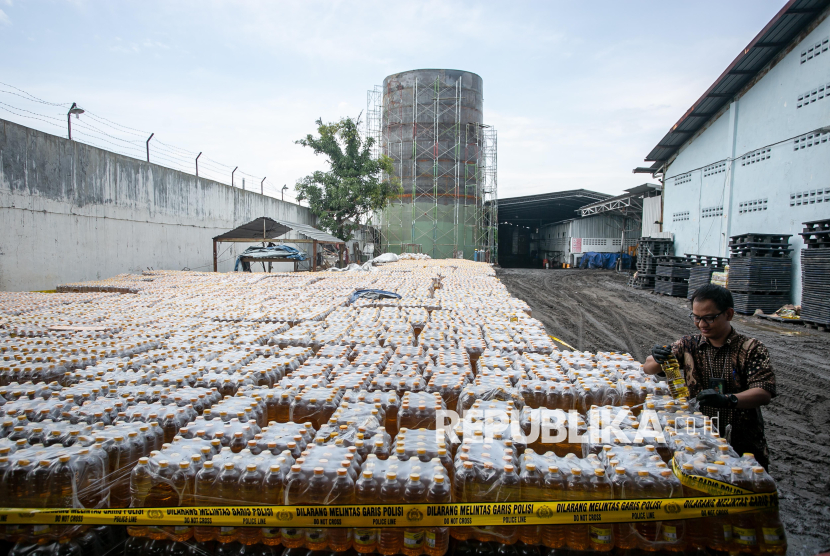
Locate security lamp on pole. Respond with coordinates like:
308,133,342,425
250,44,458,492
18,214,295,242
67,102,84,141
282,184,288,202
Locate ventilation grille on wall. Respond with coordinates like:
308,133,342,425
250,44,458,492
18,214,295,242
701,206,723,218
673,211,690,222
674,173,692,185
801,37,829,64
793,131,829,150
738,198,768,214
790,188,830,206
703,161,727,177
797,83,829,108
741,148,771,166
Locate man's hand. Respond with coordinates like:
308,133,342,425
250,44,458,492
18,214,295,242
651,344,673,365
697,388,729,408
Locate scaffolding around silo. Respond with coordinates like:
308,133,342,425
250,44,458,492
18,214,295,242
366,73,497,260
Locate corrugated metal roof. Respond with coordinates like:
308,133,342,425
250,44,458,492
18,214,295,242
213,217,344,243
498,189,611,226
642,0,830,167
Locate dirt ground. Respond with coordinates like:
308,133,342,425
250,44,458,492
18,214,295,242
497,267,830,556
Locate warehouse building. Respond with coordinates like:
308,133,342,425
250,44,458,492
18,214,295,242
636,0,830,303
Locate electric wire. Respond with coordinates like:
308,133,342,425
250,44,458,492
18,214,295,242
0,82,288,199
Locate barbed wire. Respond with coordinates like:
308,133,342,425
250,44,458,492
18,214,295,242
0,82,303,205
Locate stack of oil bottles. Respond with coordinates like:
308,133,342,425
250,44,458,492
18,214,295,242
0,261,786,556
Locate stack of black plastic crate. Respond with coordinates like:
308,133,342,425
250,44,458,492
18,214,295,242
800,219,830,329
685,254,730,299
633,237,673,289
728,233,792,314
654,256,694,297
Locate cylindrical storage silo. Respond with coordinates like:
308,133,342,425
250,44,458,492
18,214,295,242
379,69,488,259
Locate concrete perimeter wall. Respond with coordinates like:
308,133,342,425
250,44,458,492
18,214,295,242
0,118,315,291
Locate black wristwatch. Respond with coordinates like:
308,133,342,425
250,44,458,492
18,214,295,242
727,394,739,408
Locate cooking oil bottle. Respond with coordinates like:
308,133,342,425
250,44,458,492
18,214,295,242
193,460,218,543
611,467,637,550
588,468,614,552
493,464,520,544
752,466,786,555
304,466,330,550
166,461,194,542
452,461,475,541
519,463,542,545
378,471,403,555
237,463,264,545
659,350,689,399
565,468,590,551
281,464,306,549
216,462,241,544
260,464,284,546
327,466,355,552
425,474,451,556
354,470,379,554
541,465,566,549
730,467,760,555
402,473,427,556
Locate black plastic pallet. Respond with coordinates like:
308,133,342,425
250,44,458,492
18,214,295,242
729,233,792,245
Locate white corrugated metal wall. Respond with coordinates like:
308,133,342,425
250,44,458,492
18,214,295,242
661,14,830,303
539,214,642,264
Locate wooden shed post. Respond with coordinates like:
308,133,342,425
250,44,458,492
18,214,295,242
338,243,343,268
213,240,218,272
312,240,318,272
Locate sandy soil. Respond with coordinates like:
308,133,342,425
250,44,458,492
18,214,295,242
497,267,830,556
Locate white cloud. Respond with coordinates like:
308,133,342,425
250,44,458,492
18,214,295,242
0,9,10,25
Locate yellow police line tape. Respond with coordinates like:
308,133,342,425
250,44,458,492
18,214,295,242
672,459,754,497
548,335,576,351
0,494,777,528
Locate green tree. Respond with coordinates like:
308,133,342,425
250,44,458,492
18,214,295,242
295,116,400,243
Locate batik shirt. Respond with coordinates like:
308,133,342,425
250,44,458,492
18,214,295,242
670,327,777,466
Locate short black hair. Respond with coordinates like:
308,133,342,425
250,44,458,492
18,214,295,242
690,284,734,312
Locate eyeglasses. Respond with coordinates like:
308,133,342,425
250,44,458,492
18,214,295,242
689,311,724,325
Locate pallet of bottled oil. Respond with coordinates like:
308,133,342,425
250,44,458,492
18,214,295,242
0,261,785,556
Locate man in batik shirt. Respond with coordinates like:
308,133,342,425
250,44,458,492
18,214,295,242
643,284,777,469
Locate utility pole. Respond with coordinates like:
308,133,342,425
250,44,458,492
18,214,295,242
261,177,266,195
232,167,238,188
196,152,202,177
146,133,154,162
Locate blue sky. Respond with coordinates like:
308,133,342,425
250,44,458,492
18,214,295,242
0,0,786,199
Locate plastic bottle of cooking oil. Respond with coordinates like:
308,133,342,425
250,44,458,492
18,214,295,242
519,462,542,545
541,465,566,549
565,468,590,551
260,464,284,546
730,467,760,555
328,466,356,551
403,473,427,556
166,461,194,542
237,463,264,545
659,469,685,552
588,468,614,552
193,460,218,543
144,459,176,540
128,457,153,537
493,464,520,544
304,466,330,550
216,462,241,544
611,467,637,550
659,350,689,399
281,464,306,549
378,471,403,555
751,466,786,555
354,470,379,553
426,474,451,556
452,461,475,541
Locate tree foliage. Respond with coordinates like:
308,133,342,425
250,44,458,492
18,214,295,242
294,116,400,243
